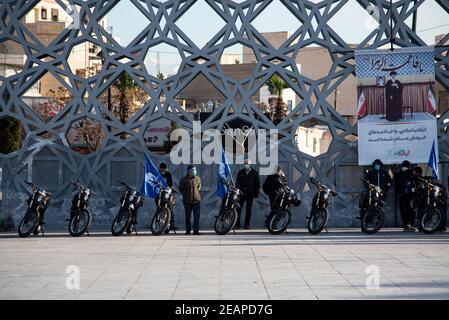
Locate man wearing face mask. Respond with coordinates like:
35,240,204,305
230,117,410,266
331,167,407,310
179,165,202,235
365,159,392,198
235,159,260,229
394,160,415,231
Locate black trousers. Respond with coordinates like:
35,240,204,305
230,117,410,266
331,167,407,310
184,202,200,233
398,194,414,226
237,195,254,228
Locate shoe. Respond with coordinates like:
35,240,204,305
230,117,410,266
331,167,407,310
164,229,170,235
410,225,417,232
185,231,191,235
403,225,410,232
193,232,201,235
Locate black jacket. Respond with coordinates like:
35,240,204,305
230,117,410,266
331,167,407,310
263,174,287,205
236,168,260,198
366,168,392,193
160,171,173,188
394,169,413,195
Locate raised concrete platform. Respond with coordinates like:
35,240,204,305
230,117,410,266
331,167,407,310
0,229,448,300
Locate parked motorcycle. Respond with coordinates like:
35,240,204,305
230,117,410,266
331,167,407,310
359,178,385,234
151,180,176,236
214,179,242,235
308,177,337,234
266,185,301,235
67,180,94,237
18,181,52,237
414,177,446,234
111,179,144,236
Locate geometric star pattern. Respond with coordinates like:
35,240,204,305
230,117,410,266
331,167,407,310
1,0,448,229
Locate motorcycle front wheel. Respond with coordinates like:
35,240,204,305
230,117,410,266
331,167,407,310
214,208,237,235
151,207,171,236
267,209,291,235
111,208,131,236
308,208,328,235
420,207,443,235
361,206,384,234
18,209,39,238
69,209,92,237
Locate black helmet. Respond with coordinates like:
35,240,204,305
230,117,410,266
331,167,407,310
401,160,411,168
160,162,168,170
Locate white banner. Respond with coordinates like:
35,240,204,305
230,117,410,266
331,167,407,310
358,113,438,165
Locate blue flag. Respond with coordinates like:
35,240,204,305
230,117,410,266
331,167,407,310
217,149,232,198
140,153,168,198
428,140,439,180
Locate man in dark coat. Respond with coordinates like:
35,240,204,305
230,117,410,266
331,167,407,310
385,71,403,121
394,160,415,231
263,166,288,227
159,162,176,234
263,166,288,209
179,165,201,235
366,159,392,195
235,160,260,229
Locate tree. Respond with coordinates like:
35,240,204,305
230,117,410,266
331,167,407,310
98,72,149,139
72,118,104,154
0,117,21,154
267,75,288,125
38,86,72,122
163,121,180,153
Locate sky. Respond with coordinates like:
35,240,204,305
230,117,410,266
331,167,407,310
105,0,449,76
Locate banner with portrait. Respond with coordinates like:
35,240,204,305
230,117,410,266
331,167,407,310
355,46,438,165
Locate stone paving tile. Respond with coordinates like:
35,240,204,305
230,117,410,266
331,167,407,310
0,229,448,299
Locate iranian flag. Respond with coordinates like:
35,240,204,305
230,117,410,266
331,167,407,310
357,90,367,118
427,87,436,113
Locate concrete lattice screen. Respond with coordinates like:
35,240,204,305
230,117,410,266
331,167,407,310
0,0,449,230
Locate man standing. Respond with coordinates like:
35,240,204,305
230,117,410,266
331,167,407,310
159,162,173,188
179,165,201,235
263,166,288,209
385,71,403,121
263,166,288,226
366,159,392,195
159,162,175,234
394,160,415,231
235,160,260,229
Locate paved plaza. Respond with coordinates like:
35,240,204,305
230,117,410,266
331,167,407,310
0,229,449,300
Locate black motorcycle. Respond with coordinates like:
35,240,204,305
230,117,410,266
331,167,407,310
111,179,144,236
18,181,52,237
67,180,94,237
151,181,176,236
266,185,301,235
359,178,385,234
214,179,242,235
308,177,337,235
414,177,445,234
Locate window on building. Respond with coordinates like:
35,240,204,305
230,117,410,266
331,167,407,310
41,8,47,20
51,9,58,22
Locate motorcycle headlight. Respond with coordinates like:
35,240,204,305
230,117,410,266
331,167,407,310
129,192,136,202
37,195,43,202
323,192,329,200
433,186,440,197
375,192,379,198
232,193,238,200
163,192,169,200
